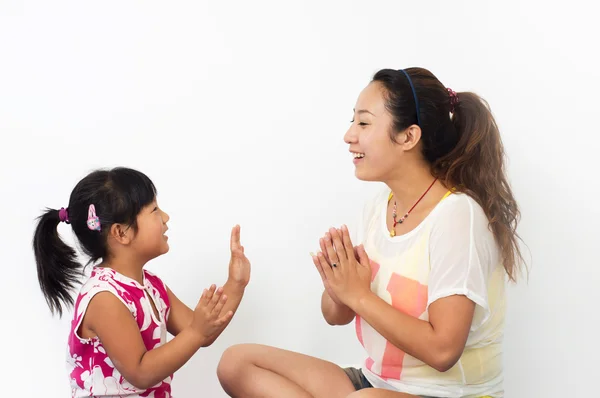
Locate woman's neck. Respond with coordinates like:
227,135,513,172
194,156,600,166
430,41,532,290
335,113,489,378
385,165,441,209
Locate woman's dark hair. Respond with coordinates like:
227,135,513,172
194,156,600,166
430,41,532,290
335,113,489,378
33,167,157,316
373,67,523,282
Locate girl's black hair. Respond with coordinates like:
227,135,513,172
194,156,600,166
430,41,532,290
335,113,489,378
33,167,157,316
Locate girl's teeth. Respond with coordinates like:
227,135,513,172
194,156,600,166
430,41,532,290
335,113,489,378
353,153,365,158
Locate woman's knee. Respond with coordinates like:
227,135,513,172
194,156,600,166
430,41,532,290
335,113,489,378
346,390,418,398
345,390,367,398
217,344,255,384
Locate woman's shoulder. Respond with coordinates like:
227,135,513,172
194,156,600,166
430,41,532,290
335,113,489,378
434,192,488,223
432,192,496,245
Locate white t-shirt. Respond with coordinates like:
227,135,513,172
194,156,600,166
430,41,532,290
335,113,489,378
355,188,506,398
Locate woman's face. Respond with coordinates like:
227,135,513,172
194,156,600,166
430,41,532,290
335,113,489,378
344,81,417,182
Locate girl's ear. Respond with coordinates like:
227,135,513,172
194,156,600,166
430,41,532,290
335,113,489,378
109,223,132,245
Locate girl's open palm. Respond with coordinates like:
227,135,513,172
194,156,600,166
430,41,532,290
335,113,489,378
228,225,251,287
191,285,232,340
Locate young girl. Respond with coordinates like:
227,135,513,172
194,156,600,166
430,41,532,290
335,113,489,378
217,68,522,397
33,167,251,397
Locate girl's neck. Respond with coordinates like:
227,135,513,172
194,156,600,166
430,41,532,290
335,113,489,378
101,255,145,285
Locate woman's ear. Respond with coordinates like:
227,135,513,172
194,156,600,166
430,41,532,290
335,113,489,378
401,125,422,151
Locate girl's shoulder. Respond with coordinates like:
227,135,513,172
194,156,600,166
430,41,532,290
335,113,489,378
79,266,121,292
143,269,168,291
143,269,170,305
76,267,147,307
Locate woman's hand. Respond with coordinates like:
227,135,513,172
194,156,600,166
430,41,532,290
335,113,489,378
314,225,372,309
312,232,344,306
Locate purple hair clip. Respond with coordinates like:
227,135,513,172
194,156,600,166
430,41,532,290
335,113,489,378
447,88,459,113
58,207,70,224
87,204,101,231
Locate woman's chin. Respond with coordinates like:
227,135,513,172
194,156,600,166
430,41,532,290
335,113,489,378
355,169,379,182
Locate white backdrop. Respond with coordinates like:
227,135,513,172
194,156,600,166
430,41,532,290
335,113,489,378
1,1,599,397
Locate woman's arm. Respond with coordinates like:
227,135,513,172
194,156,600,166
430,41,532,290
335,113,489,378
318,225,480,372
349,291,474,372
321,289,355,325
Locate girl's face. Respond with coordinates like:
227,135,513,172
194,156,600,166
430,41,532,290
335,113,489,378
131,198,170,261
344,82,420,182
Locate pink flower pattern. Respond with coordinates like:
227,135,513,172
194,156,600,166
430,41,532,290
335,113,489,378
67,267,172,397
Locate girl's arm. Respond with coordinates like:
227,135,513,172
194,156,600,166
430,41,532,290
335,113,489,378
165,280,246,346
165,286,193,336
166,225,250,345
198,279,245,345
85,286,229,389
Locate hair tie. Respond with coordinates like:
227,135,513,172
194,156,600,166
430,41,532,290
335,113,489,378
447,88,459,113
58,207,70,224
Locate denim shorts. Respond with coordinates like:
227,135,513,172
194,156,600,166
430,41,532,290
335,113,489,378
343,367,373,390
343,367,440,398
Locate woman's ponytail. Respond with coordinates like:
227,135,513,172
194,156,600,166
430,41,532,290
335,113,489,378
435,91,523,281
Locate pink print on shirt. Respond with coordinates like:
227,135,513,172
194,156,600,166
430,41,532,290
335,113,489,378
355,260,380,346
355,260,428,380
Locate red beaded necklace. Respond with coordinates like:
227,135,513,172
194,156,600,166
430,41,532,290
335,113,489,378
388,178,438,237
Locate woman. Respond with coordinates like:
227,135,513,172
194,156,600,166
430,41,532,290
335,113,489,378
217,67,522,398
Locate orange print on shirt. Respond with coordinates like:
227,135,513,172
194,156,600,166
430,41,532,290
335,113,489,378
369,260,380,281
379,274,428,380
